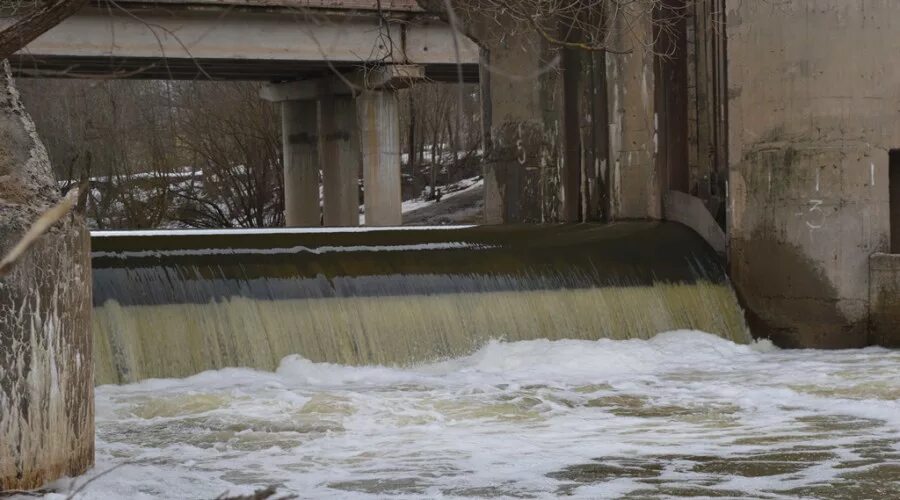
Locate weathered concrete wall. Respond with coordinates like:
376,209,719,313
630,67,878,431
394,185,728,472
869,253,900,347
474,18,564,223
468,1,664,224
0,67,94,490
607,8,661,220
685,0,728,222
727,0,892,347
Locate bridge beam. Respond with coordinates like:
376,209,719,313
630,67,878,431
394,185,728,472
13,4,479,81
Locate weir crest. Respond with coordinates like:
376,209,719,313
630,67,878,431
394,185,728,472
91,222,750,385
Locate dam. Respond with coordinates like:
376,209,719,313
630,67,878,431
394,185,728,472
91,222,748,384
68,224,895,498
0,222,860,498
1,0,899,497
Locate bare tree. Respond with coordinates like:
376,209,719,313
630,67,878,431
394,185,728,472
172,81,284,228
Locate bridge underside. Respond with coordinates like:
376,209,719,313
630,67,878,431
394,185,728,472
10,55,477,82
13,2,479,83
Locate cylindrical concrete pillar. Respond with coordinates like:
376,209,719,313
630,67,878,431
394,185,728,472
281,100,320,227
320,94,361,227
356,90,402,226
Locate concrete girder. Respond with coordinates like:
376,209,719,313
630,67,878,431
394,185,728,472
12,4,478,81
258,65,426,102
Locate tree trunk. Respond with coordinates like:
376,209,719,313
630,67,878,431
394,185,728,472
0,0,90,59
0,62,93,491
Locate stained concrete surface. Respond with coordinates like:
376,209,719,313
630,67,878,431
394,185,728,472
727,0,893,347
869,253,900,347
0,65,94,491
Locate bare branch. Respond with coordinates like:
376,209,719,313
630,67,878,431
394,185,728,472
0,188,78,277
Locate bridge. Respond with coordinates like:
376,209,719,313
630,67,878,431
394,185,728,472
12,0,479,81
13,0,480,227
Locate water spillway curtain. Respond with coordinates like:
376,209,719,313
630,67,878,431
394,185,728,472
91,222,749,384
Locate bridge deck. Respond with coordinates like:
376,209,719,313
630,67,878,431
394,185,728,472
12,0,478,82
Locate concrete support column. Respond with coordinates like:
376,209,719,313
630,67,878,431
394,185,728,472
281,100,320,227
319,94,361,226
357,90,401,226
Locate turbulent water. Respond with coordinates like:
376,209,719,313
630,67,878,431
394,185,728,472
41,331,899,499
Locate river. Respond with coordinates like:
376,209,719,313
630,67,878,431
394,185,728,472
41,331,899,499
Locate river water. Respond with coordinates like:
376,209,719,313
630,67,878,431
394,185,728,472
45,331,899,499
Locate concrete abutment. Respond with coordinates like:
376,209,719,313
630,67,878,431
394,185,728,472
726,0,896,348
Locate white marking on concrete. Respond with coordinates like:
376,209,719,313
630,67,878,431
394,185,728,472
815,169,820,192
805,199,826,229
871,163,875,186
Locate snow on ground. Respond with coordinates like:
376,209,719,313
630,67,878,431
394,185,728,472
359,176,483,225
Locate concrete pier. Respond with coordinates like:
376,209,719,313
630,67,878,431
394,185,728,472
263,66,422,228
320,94,361,227
280,100,320,227
357,90,402,226
727,0,893,347
1,68,94,490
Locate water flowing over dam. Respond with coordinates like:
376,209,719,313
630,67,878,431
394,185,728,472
91,222,748,385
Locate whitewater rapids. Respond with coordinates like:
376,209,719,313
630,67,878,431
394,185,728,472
38,331,900,499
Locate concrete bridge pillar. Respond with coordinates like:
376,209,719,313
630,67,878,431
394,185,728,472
319,93,361,227
357,90,402,226
262,66,422,228
280,99,320,226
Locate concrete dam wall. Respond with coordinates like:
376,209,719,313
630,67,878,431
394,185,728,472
91,222,749,385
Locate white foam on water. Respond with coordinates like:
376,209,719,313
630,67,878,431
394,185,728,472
34,331,900,499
